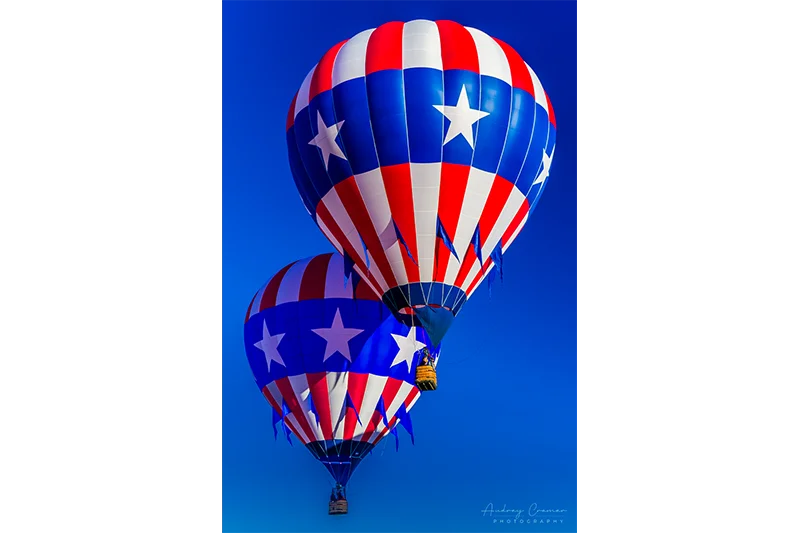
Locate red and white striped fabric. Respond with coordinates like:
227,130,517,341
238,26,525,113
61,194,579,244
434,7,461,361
245,252,380,324
243,253,428,447
286,20,557,338
260,374,420,446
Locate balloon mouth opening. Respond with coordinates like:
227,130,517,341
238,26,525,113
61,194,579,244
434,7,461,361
392,304,456,348
397,304,451,316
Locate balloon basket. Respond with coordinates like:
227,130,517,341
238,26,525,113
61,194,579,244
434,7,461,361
415,365,437,391
329,499,348,515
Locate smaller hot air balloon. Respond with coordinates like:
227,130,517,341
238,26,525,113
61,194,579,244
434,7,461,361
243,253,438,514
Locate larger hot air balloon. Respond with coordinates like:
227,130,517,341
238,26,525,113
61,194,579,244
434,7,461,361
285,20,557,348
243,253,438,514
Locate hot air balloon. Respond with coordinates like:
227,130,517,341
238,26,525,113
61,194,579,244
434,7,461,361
243,253,438,514
285,20,557,357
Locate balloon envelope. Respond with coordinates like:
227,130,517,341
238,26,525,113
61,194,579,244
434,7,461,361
243,253,436,485
286,20,557,345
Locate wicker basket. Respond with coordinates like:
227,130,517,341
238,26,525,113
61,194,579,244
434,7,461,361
329,499,348,515
415,365,438,391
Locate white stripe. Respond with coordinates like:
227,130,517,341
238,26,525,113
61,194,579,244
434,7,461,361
265,382,312,444
525,62,549,116
320,189,371,270
354,374,389,441
402,20,442,70
463,187,526,292
466,261,496,299
288,374,325,442
332,29,375,88
353,265,385,296
353,169,409,288
483,187,526,254
318,215,384,301
247,283,268,321
317,216,344,255
459,188,526,297
458,211,530,303
362,248,389,297
405,389,421,415
322,187,389,294
388,418,403,441
353,262,384,304
459,256,492,303
293,65,317,118
298,193,312,217
367,381,414,444
323,253,354,299
275,258,310,306
371,386,419,445
504,212,529,252
466,27,512,85
325,371,350,441
410,163,441,282
443,167,495,286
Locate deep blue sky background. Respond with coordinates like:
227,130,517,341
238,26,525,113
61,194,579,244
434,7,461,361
223,1,576,531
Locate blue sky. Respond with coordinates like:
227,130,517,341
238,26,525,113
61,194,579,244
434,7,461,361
223,1,576,531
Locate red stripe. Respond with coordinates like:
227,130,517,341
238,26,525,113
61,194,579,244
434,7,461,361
332,177,400,289
262,386,305,443
433,163,470,282
354,277,381,301
342,372,369,440
259,261,297,312
309,40,347,102
374,424,392,445
454,175,515,288
298,253,332,302
275,377,316,444
493,38,534,98
465,206,528,300
464,260,489,297
380,164,420,284
363,409,383,443
436,20,479,73
306,372,333,440
315,202,380,290
373,387,419,444
365,21,404,75
501,197,530,248
286,91,298,131
245,288,260,323
360,377,402,442
404,388,420,409
545,91,556,127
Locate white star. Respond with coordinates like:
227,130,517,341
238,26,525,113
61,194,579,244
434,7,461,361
311,308,363,362
433,85,490,149
533,148,553,186
253,320,285,372
308,111,346,170
390,327,428,372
